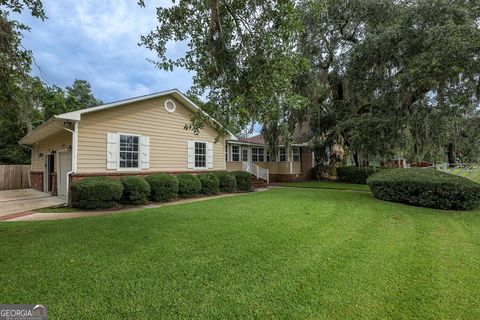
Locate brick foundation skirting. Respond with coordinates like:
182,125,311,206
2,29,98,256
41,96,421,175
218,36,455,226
30,171,58,195
269,173,311,183
50,172,58,196
30,171,43,191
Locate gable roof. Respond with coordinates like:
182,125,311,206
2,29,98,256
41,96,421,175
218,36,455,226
57,89,200,121
235,123,315,146
20,89,237,144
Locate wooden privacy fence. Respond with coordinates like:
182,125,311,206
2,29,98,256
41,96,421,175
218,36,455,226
0,165,31,190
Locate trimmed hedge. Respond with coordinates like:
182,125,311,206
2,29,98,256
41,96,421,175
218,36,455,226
367,168,480,210
177,174,202,198
198,173,220,195
120,176,151,205
71,177,124,210
145,174,178,202
336,166,379,184
214,171,237,193
232,171,252,191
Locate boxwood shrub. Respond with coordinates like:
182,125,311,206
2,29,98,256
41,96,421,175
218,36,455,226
232,171,252,191
71,177,124,210
145,173,178,202
120,176,151,205
198,173,220,195
367,168,480,210
177,174,202,198
336,166,379,184
213,171,237,193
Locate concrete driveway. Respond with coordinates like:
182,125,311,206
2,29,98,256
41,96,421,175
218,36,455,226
0,189,65,220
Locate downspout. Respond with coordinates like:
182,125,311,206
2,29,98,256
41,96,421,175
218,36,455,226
60,121,78,205
17,141,33,187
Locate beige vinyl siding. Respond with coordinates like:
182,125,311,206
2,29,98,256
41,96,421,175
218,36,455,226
31,130,72,171
291,161,301,173
226,162,242,172
76,95,225,173
226,161,301,174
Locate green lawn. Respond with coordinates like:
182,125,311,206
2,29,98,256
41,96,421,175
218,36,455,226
1,188,480,319
447,167,480,183
279,180,370,191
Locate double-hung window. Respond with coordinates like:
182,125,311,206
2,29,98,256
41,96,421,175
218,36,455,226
251,147,264,162
231,145,240,162
242,148,249,162
279,147,287,162
292,147,300,161
195,142,207,168
119,135,139,168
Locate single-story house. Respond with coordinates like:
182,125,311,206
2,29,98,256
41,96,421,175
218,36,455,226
20,89,314,204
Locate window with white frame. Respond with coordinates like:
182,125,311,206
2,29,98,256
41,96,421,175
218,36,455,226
279,147,287,162
231,145,240,162
119,135,139,168
195,142,207,168
292,147,300,161
242,147,248,162
251,147,265,162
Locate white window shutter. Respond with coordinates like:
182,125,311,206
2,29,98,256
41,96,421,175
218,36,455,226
140,136,150,169
207,142,214,169
187,141,195,169
106,133,118,170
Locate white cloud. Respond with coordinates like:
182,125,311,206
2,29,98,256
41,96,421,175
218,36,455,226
18,0,193,102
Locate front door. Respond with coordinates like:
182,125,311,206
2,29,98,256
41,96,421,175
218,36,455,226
57,151,72,198
43,154,55,192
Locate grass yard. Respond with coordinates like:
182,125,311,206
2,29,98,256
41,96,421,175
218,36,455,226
447,166,480,183
1,188,480,319
279,180,370,191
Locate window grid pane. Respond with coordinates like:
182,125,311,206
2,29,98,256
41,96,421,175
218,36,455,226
119,135,139,168
232,145,240,162
279,147,286,162
242,148,248,162
195,142,206,168
293,147,300,161
251,147,264,162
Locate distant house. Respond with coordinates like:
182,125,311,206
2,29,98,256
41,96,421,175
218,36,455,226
20,89,314,204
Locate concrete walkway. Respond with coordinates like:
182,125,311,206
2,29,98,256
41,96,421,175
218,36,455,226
6,188,268,222
0,189,65,220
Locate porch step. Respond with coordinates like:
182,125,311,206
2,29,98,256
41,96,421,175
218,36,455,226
250,175,268,188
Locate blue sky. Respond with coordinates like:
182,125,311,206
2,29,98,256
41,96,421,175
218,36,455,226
18,0,193,103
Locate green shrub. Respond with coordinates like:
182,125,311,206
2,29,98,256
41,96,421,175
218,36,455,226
198,173,220,195
177,174,202,198
367,168,480,210
336,166,380,184
232,171,252,191
71,177,124,210
120,176,151,205
315,164,336,180
145,174,178,202
213,171,237,193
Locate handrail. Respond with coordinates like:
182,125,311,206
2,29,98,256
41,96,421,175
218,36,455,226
242,161,269,184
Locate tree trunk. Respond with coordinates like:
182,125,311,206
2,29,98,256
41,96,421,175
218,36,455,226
353,150,359,167
447,143,456,164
